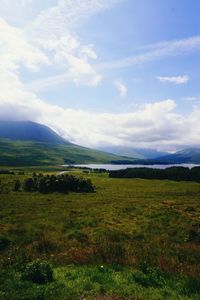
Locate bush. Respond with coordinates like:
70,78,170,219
23,178,35,192
187,229,200,242
132,270,150,287
0,236,11,251
22,260,53,284
13,180,21,192
133,266,166,287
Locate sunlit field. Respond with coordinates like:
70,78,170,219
0,169,200,299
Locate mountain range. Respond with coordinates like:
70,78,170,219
148,148,200,164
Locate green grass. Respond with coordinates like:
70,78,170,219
0,170,200,299
1,265,200,300
0,138,134,166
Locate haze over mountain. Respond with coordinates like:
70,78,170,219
98,146,168,160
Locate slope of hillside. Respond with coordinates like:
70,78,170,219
0,121,68,144
0,139,134,166
0,120,136,166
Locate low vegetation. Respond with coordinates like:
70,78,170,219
0,169,200,299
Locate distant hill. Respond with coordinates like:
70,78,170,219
98,145,167,159
151,148,200,164
0,121,135,166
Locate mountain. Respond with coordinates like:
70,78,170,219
151,148,200,164
98,145,167,159
0,121,135,166
0,121,68,144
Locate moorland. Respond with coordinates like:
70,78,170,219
0,167,200,300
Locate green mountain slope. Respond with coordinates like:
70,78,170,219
0,139,134,166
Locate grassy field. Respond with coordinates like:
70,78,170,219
0,170,200,299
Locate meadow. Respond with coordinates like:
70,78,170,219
0,169,200,299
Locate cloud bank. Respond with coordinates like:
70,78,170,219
1,66,200,151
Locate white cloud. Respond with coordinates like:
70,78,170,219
156,75,190,85
0,18,49,72
30,0,121,34
34,33,200,91
0,0,118,89
24,0,115,88
1,68,200,152
114,80,127,97
98,35,200,70
0,0,35,26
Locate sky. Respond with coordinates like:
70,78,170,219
1,0,200,151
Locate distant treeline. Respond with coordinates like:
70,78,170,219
22,173,94,193
109,167,200,182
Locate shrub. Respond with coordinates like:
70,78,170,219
133,263,166,288
132,267,165,287
0,236,11,251
187,229,200,242
132,270,150,287
13,180,21,192
22,260,53,284
23,178,35,192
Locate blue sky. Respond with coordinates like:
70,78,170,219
0,0,200,150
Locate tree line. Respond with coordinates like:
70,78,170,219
14,173,94,193
109,166,200,182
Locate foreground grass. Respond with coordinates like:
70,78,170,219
1,265,200,300
0,170,200,299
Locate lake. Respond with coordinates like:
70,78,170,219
63,163,200,171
